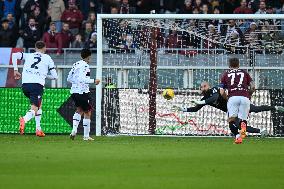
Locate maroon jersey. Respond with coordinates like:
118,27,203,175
220,69,252,98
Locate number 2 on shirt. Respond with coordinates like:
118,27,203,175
31,55,41,69
228,72,244,87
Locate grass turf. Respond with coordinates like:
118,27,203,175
0,135,283,189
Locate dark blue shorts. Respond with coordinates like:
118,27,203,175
22,83,44,107
71,93,93,112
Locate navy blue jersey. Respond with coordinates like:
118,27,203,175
187,86,228,112
201,87,227,112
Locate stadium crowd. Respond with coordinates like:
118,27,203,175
0,0,283,54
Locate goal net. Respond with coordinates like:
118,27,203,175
96,14,284,137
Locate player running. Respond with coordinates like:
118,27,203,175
12,41,58,137
173,81,284,137
67,49,100,141
220,58,256,144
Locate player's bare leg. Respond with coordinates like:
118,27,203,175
83,111,94,141
70,107,83,140
19,105,38,135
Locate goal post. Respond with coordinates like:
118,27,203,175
96,14,284,136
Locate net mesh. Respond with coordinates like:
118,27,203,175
100,17,284,136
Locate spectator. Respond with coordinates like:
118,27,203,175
0,18,15,47
204,24,220,49
193,0,202,10
30,6,47,36
48,0,65,32
59,22,73,49
223,30,245,53
42,22,61,54
3,0,16,18
248,0,260,13
225,30,241,46
115,20,137,49
178,0,192,14
266,5,275,14
71,33,84,48
117,33,137,49
6,13,17,30
22,17,41,48
210,0,220,9
201,4,211,14
234,0,253,14
244,22,260,48
81,21,93,43
84,11,96,30
260,23,282,53
24,0,46,18
119,0,135,14
61,0,83,35
255,1,266,14
110,6,119,14
85,31,97,48
238,19,251,33
213,6,221,14
221,20,244,43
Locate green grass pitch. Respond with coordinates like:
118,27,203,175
0,135,283,189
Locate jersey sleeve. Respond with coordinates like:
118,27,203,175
46,57,58,80
12,52,26,71
186,104,204,112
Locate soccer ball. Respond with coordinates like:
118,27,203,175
162,89,175,100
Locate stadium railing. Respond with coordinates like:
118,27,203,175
0,47,283,89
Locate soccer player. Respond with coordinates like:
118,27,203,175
67,49,100,141
12,41,58,137
220,58,256,144
173,81,284,138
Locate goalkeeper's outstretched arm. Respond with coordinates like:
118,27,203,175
173,104,204,112
191,92,220,105
185,104,205,112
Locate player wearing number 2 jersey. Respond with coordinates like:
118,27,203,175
220,58,255,144
12,41,58,137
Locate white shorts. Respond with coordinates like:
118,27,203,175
227,96,250,121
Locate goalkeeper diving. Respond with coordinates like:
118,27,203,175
173,81,284,137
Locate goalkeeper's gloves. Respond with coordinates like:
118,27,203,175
191,100,206,105
171,105,187,112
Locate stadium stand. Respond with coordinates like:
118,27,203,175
0,0,283,51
